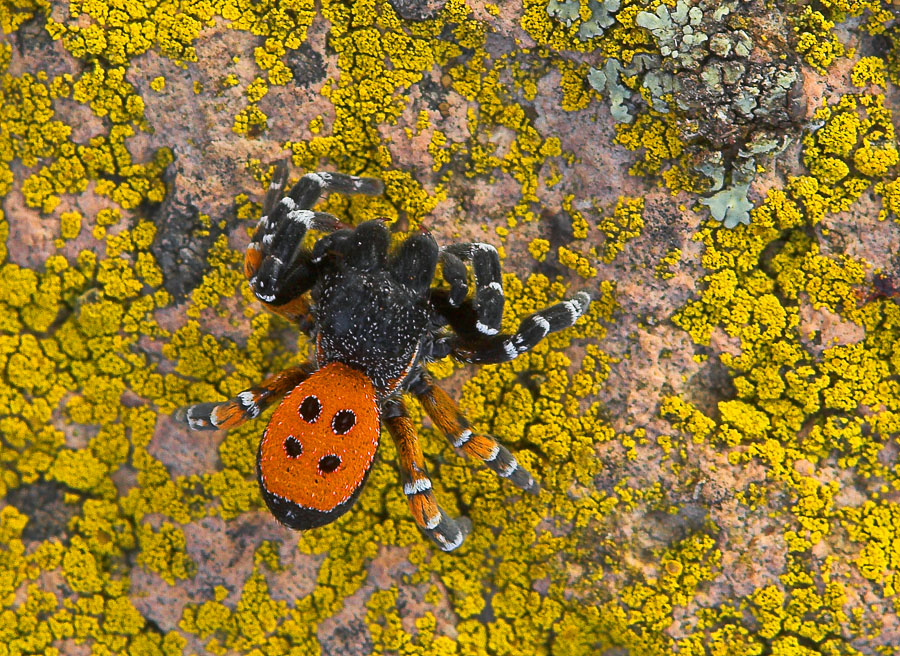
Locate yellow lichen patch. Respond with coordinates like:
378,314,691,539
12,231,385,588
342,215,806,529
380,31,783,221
851,56,887,88
654,247,680,279
614,111,685,178
558,60,593,111
3,54,172,213
221,0,315,118
657,59,900,652
47,0,217,66
801,92,898,214
875,176,900,223
557,245,597,279
528,237,550,262
136,522,196,585
596,196,644,263
841,500,900,601
817,0,894,35
0,0,48,33
60,210,82,240
185,234,245,319
179,552,312,654
792,7,846,74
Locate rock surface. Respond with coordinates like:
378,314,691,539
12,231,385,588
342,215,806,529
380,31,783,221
0,0,899,654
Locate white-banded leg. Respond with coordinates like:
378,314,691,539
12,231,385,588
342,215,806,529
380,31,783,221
451,291,591,364
244,166,384,319
382,398,472,552
175,363,315,431
286,171,384,208
411,373,537,492
443,242,504,336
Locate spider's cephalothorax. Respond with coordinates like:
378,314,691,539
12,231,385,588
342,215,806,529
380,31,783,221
176,166,592,551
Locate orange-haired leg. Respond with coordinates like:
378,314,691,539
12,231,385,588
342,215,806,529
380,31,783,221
382,399,472,552
176,363,316,431
244,227,314,327
264,293,315,326
414,375,538,493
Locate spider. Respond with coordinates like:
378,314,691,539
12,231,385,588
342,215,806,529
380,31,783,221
176,165,592,551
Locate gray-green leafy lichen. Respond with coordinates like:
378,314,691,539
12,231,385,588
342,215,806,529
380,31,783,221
591,0,805,227
547,0,581,26
579,0,621,40
587,59,635,124
547,0,621,40
635,1,709,69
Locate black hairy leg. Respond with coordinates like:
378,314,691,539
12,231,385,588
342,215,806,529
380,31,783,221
450,291,592,364
437,249,468,308
390,230,439,296
442,242,505,336
243,167,383,322
313,219,391,272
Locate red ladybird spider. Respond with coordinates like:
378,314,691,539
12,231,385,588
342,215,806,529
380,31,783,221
176,164,592,551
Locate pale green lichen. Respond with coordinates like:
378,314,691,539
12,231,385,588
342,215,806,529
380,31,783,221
636,1,711,69
699,181,753,228
587,58,634,123
583,0,805,226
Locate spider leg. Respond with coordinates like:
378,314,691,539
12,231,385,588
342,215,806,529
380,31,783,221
244,204,338,313
390,230,438,296
312,220,391,273
411,373,537,492
450,291,592,364
382,398,472,552
287,171,384,208
437,250,469,308
444,242,504,336
175,363,316,431
261,160,291,219
244,170,383,322
342,220,391,272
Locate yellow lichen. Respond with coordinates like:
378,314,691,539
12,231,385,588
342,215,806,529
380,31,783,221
793,7,846,74
597,196,644,263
